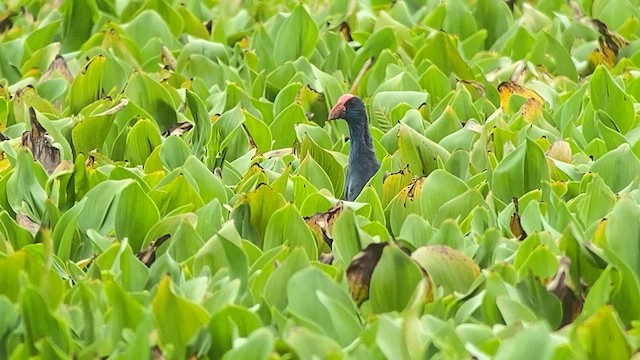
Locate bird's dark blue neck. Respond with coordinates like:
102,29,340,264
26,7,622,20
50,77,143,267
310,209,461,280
347,119,376,161
343,98,377,163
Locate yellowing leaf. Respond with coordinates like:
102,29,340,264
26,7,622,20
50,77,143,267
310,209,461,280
498,81,544,113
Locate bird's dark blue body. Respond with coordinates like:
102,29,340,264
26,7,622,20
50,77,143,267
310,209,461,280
329,95,380,201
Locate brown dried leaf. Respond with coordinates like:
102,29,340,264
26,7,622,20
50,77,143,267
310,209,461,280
162,122,194,137
21,107,61,174
319,252,334,264
346,242,389,306
547,256,584,327
16,213,40,236
161,46,177,70
0,12,15,34
587,19,629,70
40,54,74,83
304,201,344,249
137,234,171,267
509,197,527,241
339,22,353,42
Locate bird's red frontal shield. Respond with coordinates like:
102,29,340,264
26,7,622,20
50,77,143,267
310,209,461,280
328,94,355,120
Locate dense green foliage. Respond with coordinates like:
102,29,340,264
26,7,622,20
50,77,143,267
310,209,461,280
1,0,640,358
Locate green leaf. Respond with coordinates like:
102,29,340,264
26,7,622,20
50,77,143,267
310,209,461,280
60,0,98,51
411,245,480,295
125,119,163,166
234,184,286,248
590,66,637,134
185,90,212,159
398,124,450,176
124,72,177,132
574,305,632,360
152,276,209,355
160,136,191,170
21,288,71,355
264,247,310,311
417,31,474,80
491,138,550,204
590,144,640,192
270,103,308,149
68,55,105,114
222,328,274,360
370,245,425,313
115,182,160,252
264,203,317,260
273,5,318,65
287,267,361,345
7,149,47,222
71,114,114,155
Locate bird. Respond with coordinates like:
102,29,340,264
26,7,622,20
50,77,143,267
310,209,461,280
328,94,380,201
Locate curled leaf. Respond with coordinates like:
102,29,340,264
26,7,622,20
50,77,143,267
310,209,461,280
40,55,74,83
509,197,527,241
162,122,194,137
547,257,584,327
137,234,171,267
21,108,61,174
587,19,628,70
498,81,544,113
305,201,344,249
547,139,572,163
346,242,388,306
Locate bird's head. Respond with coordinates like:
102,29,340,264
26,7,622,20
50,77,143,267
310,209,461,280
328,94,365,122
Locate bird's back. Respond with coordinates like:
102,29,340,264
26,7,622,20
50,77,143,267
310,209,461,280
344,158,380,201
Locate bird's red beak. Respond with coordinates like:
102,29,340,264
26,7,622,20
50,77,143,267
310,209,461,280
328,94,355,120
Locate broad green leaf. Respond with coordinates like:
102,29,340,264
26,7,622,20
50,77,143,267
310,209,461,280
411,245,480,295
420,169,468,222
264,204,317,260
574,305,632,360
332,209,374,267
270,103,308,149
115,182,160,251
209,305,263,358
7,149,47,221
68,55,105,114
124,72,177,132
71,114,113,155
370,246,425,313
153,276,209,355
21,288,71,355
273,5,318,65
398,124,450,176
233,184,286,248
60,0,98,51
222,328,274,360
264,247,310,311
299,136,345,199
160,136,191,170
491,138,550,204
185,90,212,159
590,66,636,134
386,178,424,236
125,119,162,166
287,267,361,345
590,144,640,192
352,27,397,77
417,32,474,80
